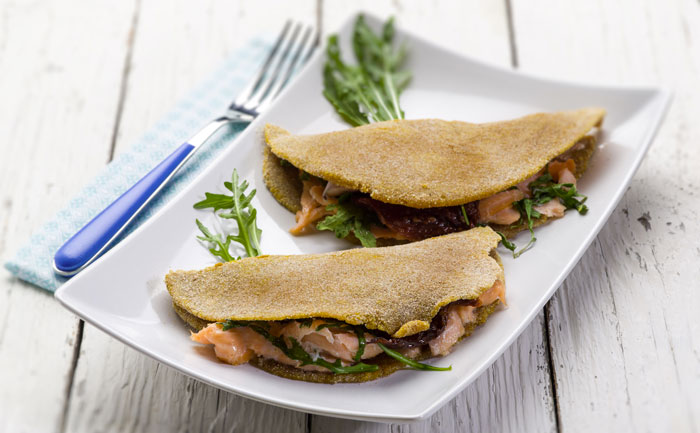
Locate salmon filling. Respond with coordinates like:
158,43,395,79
287,138,589,240
191,280,506,373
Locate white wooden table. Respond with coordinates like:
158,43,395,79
1,1,698,432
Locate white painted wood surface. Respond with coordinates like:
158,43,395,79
0,1,697,432
512,1,700,431
0,1,137,432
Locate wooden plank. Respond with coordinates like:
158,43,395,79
313,1,557,432
321,0,513,64
62,2,316,432
0,1,138,432
113,0,319,150
511,0,700,431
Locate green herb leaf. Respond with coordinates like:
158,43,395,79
503,169,589,258
509,198,539,258
323,15,410,125
216,170,262,258
322,39,371,127
195,219,237,262
193,193,235,211
377,343,451,371
298,318,313,328
353,327,366,362
352,16,410,120
460,204,471,227
316,319,354,332
313,357,378,374
194,169,262,261
317,203,377,248
495,231,517,253
218,320,378,374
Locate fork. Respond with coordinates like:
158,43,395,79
53,22,317,277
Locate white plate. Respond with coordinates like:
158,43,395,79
55,13,671,423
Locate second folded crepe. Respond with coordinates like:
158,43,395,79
166,227,505,383
263,108,604,245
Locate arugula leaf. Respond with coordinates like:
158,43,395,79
316,319,354,332
193,193,235,211
316,202,377,248
312,355,378,374
323,38,371,127
194,169,262,261
503,169,589,258
495,231,517,253
351,219,377,248
323,15,410,125
511,198,540,258
298,318,313,328
218,320,378,374
377,343,451,371
460,204,471,227
353,327,366,362
220,320,451,374
352,16,410,120
195,219,237,262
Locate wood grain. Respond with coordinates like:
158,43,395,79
0,1,137,432
2,0,697,431
512,0,700,431
62,1,315,432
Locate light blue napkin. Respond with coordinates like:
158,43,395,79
4,38,274,292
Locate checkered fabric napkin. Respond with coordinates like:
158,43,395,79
5,37,274,292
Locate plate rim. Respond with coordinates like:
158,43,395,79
54,11,673,423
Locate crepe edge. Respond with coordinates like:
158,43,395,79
491,133,597,238
165,228,503,338
263,127,597,243
264,108,606,208
262,147,406,247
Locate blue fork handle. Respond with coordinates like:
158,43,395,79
53,142,195,276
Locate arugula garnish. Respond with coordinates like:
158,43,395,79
460,204,471,227
495,230,517,254
316,202,377,248
194,169,262,260
377,343,452,371
323,15,410,126
220,319,453,374
502,170,589,258
298,318,313,328
218,320,378,374
195,219,237,262
529,173,589,214
510,198,540,258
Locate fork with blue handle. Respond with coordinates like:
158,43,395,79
53,22,317,277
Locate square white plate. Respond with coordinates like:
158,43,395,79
55,13,671,423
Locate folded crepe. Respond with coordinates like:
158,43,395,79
166,227,505,383
263,108,605,246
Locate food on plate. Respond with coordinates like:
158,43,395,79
193,169,263,262
166,227,505,383
263,108,604,255
323,15,411,126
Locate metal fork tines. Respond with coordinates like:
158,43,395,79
225,21,318,121
52,21,317,277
